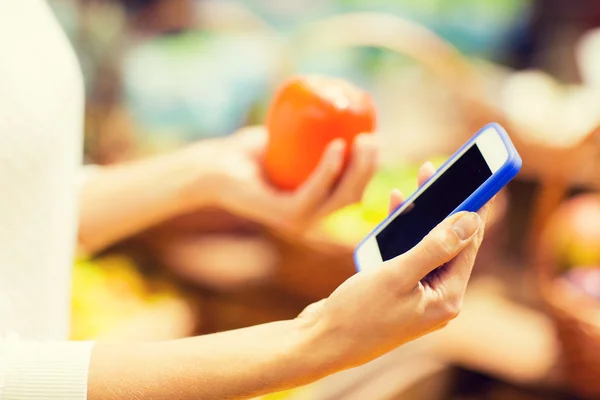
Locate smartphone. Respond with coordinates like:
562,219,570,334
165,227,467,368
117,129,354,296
354,122,522,272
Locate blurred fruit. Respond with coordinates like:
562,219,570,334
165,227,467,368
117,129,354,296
71,255,185,340
264,75,376,190
547,193,600,270
563,266,600,300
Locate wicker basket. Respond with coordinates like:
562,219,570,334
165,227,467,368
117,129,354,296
534,194,600,399
285,12,497,137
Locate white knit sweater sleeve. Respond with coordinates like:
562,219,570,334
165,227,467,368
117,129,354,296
0,0,99,398
0,335,94,400
80,165,100,188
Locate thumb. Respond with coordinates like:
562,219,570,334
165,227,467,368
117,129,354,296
392,212,481,284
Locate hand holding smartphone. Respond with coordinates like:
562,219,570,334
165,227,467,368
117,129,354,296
354,123,522,271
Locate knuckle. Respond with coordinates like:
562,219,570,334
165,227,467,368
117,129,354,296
279,213,304,232
441,296,463,321
332,190,363,210
381,261,409,294
428,230,457,260
332,196,351,210
445,306,461,321
326,155,344,174
351,191,364,204
477,226,486,242
325,162,339,176
313,163,337,185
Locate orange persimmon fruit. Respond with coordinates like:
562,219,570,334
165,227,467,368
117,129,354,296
264,75,376,191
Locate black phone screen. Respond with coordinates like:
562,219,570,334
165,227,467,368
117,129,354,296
376,144,492,261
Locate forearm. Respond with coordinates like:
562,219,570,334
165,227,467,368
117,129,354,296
78,143,219,254
89,319,333,400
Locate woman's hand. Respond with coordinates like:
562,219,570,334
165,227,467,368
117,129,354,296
185,125,378,233
86,162,495,400
296,162,493,373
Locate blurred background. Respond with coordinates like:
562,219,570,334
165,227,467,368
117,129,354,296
48,0,600,399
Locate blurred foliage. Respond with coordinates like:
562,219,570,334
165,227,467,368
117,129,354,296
47,0,531,157
71,255,183,340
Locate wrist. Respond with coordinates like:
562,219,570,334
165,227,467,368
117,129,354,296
90,318,342,399
173,138,229,212
289,309,346,383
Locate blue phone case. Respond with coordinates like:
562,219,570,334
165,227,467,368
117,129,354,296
353,122,522,272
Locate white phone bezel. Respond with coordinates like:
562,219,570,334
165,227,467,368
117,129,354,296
355,126,509,270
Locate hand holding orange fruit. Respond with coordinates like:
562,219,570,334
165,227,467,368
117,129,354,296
185,75,378,233
264,75,377,191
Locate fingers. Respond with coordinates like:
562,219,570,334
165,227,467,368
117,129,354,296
294,139,346,219
418,161,436,187
314,134,378,218
438,198,495,292
390,211,482,284
478,196,495,228
388,189,404,215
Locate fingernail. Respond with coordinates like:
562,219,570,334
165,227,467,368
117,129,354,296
334,138,346,151
452,212,481,240
329,139,344,157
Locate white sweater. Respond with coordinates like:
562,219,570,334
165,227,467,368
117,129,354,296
0,0,94,398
